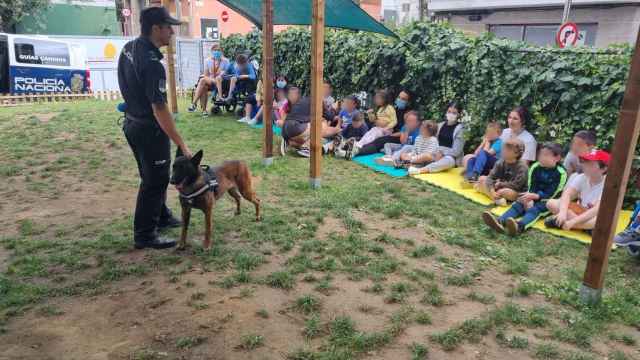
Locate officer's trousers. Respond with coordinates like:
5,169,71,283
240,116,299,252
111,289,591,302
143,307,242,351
123,118,172,242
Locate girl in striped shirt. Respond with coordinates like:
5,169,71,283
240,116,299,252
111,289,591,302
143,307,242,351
397,120,439,168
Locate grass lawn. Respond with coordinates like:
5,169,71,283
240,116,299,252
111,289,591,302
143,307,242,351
0,99,639,360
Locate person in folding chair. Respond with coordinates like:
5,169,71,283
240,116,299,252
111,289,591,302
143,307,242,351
188,43,230,116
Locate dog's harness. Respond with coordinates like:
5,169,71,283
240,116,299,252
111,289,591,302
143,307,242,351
178,165,219,205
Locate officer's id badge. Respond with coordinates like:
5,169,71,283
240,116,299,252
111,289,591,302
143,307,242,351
159,79,166,93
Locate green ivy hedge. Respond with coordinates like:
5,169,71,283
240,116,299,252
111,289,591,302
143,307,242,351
221,22,639,205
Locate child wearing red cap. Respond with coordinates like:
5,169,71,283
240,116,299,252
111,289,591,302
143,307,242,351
544,149,610,231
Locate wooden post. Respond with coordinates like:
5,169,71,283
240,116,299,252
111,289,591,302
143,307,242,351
262,0,274,165
309,0,325,188
162,0,179,114
580,30,640,304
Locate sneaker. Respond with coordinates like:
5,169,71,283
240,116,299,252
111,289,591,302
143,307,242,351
297,148,310,158
505,218,521,236
280,139,288,156
482,211,504,234
627,245,640,258
332,134,343,152
201,111,209,117
334,148,347,158
237,116,249,123
322,142,332,155
375,156,394,166
544,216,561,229
343,139,355,160
494,198,508,207
247,118,258,126
614,228,640,247
350,144,361,159
134,235,177,250
408,166,426,175
187,103,197,112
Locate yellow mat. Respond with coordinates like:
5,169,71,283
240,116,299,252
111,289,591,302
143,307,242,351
412,167,495,206
411,167,633,245
490,206,632,245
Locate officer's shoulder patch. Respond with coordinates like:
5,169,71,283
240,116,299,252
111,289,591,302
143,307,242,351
149,50,160,61
159,79,166,93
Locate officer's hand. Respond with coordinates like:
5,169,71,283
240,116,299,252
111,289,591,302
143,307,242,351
181,145,193,159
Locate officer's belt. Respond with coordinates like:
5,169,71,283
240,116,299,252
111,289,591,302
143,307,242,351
125,113,156,125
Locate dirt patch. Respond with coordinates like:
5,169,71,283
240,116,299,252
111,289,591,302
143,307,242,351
32,113,60,123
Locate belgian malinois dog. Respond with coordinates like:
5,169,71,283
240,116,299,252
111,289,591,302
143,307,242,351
169,150,261,250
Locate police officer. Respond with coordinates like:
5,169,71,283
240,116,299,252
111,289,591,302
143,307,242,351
118,6,192,249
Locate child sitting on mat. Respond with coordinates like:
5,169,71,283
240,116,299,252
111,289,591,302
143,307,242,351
329,112,369,156
564,130,597,181
475,137,529,206
394,120,439,168
544,149,609,231
462,121,503,182
614,202,640,258
482,142,567,236
376,111,422,166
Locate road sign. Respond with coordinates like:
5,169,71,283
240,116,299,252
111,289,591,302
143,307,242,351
221,10,229,22
122,8,131,17
556,22,579,48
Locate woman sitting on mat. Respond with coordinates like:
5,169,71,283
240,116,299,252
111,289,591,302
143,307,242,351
499,106,537,165
353,89,413,157
408,101,465,175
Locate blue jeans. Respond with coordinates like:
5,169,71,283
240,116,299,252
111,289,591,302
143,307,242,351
466,150,497,178
498,201,549,230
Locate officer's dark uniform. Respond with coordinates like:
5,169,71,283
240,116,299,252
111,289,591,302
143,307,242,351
118,8,180,247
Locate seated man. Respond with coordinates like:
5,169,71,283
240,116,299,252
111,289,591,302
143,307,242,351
222,54,257,102
188,44,230,115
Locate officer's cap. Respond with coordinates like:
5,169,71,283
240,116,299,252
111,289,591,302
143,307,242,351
140,6,182,27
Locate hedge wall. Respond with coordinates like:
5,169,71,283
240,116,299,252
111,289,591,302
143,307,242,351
221,22,639,204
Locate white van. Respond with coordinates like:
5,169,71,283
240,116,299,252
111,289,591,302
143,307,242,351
0,33,90,94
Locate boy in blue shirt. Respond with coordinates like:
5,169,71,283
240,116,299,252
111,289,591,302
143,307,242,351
224,54,256,102
463,122,503,182
483,142,567,236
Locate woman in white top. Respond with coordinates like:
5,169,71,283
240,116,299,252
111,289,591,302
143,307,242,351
499,106,537,164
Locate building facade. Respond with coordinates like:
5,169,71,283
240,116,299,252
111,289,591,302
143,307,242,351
428,0,640,47
382,0,427,27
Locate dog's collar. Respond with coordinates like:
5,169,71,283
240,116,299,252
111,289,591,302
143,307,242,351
178,166,219,204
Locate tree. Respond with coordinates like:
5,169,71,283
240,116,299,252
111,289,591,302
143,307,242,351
0,0,50,33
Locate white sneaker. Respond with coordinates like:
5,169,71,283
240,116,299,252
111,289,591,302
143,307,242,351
408,166,426,175
494,198,507,206
247,118,258,126
237,116,249,123
335,149,347,158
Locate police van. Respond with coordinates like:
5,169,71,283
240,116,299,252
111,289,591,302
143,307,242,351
0,33,90,94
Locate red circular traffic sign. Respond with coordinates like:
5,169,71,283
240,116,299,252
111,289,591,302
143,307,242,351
556,22,579,48
122,8,131,17
221,10,229,22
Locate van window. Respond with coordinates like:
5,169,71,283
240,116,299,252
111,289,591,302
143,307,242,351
14,38,70,66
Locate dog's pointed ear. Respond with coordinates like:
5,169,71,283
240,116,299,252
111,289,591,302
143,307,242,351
175,146,184,159
190,150,203,167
